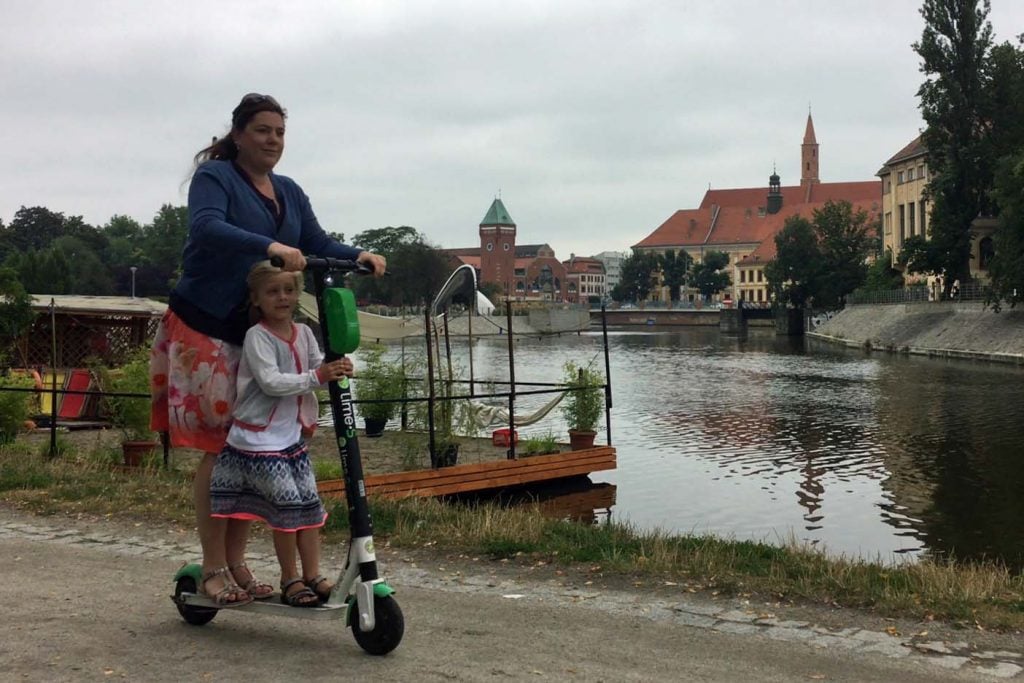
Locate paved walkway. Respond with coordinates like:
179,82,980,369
2,512,1022,681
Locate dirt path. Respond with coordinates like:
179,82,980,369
2,508,1021,682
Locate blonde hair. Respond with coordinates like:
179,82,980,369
247,260,303,309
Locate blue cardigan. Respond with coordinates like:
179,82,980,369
173,160,362,320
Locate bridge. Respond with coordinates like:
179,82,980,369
591,306,775,327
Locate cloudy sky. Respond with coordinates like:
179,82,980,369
4,1,1024,259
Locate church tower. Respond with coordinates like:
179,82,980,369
801,112,819,197
479,198,517,296
766,166,783,214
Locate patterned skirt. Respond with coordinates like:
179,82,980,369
210,441,327,532
149,311,242,454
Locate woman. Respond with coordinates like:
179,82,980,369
150,93,386,605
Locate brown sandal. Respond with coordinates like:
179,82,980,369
230,562,274,600
304,575,334,604
280,578,319,608
200,567,253,607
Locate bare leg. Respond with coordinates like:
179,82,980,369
299,528,333,600
275,530,317,606
196,451,246,602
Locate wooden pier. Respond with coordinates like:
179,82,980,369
317,445,616,501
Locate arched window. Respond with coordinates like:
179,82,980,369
979,236,995,270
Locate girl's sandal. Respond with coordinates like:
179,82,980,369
230,562,274,600
200,567,253,608
280,578,319,608
304,575,334,604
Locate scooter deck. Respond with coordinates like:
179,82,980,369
174,592,349,620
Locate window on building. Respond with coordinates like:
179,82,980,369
757,270,763,283
899,205,906,246
919,200,927,236
884,178,891,194
919,165,926,179
909,202,916,236
897,171,904,184
740,270,746,283
908,167,915,181
980,236,995,270
884,212,892,236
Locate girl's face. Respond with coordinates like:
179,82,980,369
253,271,299,324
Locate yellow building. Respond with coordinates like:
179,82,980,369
878,136,996,284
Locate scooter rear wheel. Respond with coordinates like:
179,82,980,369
174,576,218,626
349,595,404,655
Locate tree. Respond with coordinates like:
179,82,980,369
813,201,875,309
0,267,36,366
140,204,189,296
862,252,905,292
913,0,994,291
351,226,420,256
764,217,820,308
658,249,692,304
616,251,659,303
987,152,1024,308
689,250,731,301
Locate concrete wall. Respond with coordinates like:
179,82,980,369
809,302,1024,364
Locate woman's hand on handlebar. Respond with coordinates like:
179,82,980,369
356,251,387,277
267,243,306,271
317,358,354,383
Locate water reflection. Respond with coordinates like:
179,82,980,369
449,478,616,526
376,326,1024,567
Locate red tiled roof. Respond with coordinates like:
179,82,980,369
697,181,879,210
883,135,926,166
633,209,710,248
452,254,481,268
738,198,881,264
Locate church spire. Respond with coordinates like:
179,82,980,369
801,111,819,194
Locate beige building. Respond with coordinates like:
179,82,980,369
878,136,996,283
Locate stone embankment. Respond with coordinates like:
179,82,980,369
809,301,1024,364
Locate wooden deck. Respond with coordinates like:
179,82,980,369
317,445,616,500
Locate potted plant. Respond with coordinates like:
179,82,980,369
560,361,604,451
356,344,405,438
105,349,158,466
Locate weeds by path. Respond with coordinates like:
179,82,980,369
4,441,1024,631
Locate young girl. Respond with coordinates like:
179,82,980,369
209,260,351,607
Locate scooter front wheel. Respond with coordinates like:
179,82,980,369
174,576,218,626
349,595,404,655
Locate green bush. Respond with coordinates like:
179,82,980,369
355,344,406,423
560,362,604,433
0,374,33,444
102,347,155,441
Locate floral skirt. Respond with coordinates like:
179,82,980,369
149,311,241,454
209,441,327,532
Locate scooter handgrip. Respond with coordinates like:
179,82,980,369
269,256,285,268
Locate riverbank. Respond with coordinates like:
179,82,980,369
4,438,1024,636
808,301,1024,364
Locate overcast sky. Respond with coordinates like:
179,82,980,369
4,1,1024,260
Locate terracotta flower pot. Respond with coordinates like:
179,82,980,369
568,429,597,451
121,440,157,467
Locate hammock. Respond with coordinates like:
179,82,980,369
465,392,567,428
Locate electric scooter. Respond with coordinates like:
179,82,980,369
171,256,404,656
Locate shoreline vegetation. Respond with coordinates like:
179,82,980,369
3,434,1024,632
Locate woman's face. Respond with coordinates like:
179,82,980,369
234,111,285,173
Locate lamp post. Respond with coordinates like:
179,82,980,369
130,266,137,299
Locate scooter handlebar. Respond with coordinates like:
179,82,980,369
269,255,375,275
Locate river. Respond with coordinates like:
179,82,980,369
420,325,1024,568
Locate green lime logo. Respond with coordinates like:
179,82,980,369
364,539,375,554
340,377,350,389
337,437,347,448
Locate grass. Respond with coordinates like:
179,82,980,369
3,440,1024,630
